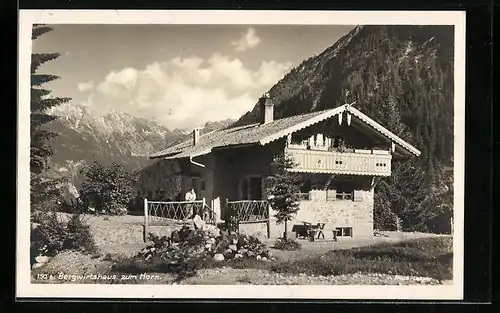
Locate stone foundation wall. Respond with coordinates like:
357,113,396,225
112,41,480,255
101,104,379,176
238,222,269,241
269,188,374,239
147,225,186,240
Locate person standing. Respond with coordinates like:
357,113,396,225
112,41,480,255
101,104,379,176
184,188,197,218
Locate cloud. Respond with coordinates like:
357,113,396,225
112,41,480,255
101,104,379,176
77,80,94,92
231,28,261,52
89,54,292,129
97,68,138,97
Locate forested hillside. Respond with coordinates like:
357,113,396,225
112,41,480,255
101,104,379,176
236,25,455,233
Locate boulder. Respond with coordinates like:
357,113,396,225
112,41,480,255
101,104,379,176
178,226,193,241
170,230,180,242
237,235,248,247
213,253,225,262
228,244,237,252
35,256,49,264
193,215,206,230
203,224,221,237
32,263,44,269
231,239,238,245
223,248,234,258
234,253,243,259
237,248,248,254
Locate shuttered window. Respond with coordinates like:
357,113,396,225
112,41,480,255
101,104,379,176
353,189,364,202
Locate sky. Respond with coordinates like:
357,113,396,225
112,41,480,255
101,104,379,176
32,24,354,130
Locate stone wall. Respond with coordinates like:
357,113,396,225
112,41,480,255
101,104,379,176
238,222,269,241
148,225,186,240
269,187,374,239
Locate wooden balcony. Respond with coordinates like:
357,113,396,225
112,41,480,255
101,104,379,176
285,146,392,176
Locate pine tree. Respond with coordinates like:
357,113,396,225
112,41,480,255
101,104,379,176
265,153,301,240
30,24,71,217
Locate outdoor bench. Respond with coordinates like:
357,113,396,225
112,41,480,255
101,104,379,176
301,222,337,242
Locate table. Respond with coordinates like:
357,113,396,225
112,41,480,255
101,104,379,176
303,222,327,242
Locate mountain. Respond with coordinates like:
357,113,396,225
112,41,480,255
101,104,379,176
45,103,184,180
235,25,455,233
236,25,453,164
45,103,236,186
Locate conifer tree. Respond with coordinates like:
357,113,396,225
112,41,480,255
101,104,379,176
265,153,301,240
30,24,71,217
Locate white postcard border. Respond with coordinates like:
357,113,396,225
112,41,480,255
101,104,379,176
17,10,466,300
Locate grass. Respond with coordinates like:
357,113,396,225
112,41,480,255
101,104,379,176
269,237,453,281
110,237,452,282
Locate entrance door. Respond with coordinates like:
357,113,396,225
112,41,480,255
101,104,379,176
249,177,263,200
190,177,200,200
239,176,263,200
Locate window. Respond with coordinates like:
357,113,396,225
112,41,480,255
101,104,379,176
334,227,353,237
296,180,311,200
335,183,354,200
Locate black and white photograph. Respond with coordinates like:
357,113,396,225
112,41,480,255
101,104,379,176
17,10,465,299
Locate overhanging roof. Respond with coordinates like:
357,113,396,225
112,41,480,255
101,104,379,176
149,104,421,160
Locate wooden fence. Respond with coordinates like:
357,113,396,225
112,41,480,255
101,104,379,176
143,198,215,242
226,199,271,238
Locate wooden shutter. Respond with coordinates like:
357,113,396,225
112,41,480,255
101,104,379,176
353,190,363,202
326,189,336,201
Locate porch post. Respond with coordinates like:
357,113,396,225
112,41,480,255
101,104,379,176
143,198,149,243
266,202,271,239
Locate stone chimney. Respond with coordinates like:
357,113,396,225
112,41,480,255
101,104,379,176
258,92,274,125
192,128,200,146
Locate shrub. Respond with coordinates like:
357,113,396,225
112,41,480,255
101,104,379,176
32,212,97,257
373,192,398,231
79,160,138,215
273,237,302,251
113,227,274,279
30,174,66,221
217,215,239,234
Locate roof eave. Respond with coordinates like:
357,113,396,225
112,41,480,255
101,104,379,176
211,142,260,151
149,151,181,159
346,106,421,157
163,149,212,160
258,105,348,146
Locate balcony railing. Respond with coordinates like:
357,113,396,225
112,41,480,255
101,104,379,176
286,146,392,176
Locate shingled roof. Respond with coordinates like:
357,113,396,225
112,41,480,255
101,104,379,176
149,104,421,160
